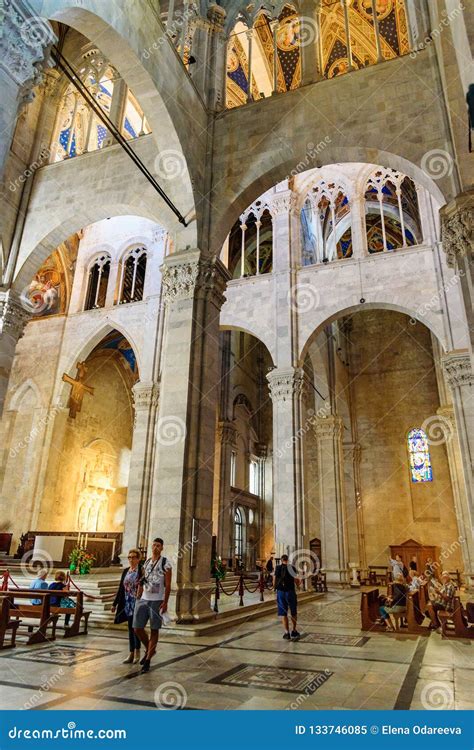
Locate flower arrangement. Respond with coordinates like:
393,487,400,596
211,556,226,581
69,547,95,575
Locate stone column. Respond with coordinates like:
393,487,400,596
103,77,128,146
267,367,305,556
149,250,229,622
0,291,30,417
213,420,237,563
299,0,323,86
0,0,56,183
440,190,474,357
189,4,227,110
349,192,368,258
313,415,349,583
442,351,474,547
121,382,160,560
436,405,474,578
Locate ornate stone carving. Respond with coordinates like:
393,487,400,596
442,351,473,389
0,0,56,100
0,291,30,338
266,368,305,403
161,254,229,307
217,420,237,447
268,191,298,219
132,382,160,412
313,415,344,440
440,191,474,268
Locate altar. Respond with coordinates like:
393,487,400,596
20,531,122,567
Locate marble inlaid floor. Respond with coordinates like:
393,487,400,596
0,590,472,711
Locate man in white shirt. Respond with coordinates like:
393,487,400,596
133,538,172,673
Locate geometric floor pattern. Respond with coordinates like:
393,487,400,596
8,644,119,666
209,663,332,693
300,633,369,647
0,590,472,710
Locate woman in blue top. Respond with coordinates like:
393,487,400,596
48,571,73,626
112,548,143,664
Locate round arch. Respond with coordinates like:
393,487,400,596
55,320,141,407
219,322,276,368
298,302,448,364
41,1,199,198
210,147,449,256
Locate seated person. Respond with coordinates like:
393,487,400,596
30,569,48,604
409,572,426,592
409,555,418,573
425,571,456,631
48,571,74,626
379,575,407,631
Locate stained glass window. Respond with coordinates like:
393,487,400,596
407,428,433,483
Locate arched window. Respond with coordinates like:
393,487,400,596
365,169,422,253
234,507,244,561
303,180,352,264
119,247,147,304
84,253,111,310
51,46,151,163
407,428,433,483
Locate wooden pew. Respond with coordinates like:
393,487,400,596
0,589,89,644
0,597,21,650
361,588,386,632
0,591,59,644
438,597,474,639
405,589,429,634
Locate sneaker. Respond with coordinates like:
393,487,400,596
122,653,134,664
290,630,301,640
282,632,291,640
140,659,151,674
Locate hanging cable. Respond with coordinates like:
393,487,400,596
51,46,188,227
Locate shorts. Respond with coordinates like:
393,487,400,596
132,598,163,630
277,590,297,617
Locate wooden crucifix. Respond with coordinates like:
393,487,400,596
62,361,94,419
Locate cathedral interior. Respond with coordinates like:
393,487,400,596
0,0,473,713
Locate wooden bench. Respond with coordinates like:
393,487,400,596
405,589,429,634
0,597,21,650
361,588,386,632
438,597,474,639
0,589,90,644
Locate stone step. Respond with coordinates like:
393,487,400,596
91,590,322,636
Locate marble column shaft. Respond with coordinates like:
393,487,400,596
149,250,229,621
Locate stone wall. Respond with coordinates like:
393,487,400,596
349,309,464,571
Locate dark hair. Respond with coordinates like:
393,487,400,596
281,554,289,562
153,537,164,545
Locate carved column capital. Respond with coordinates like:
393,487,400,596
217,420,237,447
207,3,226,30
313,415,344,440
161,252,229,308
0,0,56,100
440,190,474,268
268,190,298,219
266,367,305,403
0,291,30,339
442,351,473,389
132,381,160,411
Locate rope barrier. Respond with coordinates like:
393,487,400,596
66,573,115,601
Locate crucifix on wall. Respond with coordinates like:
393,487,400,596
62,361,94,419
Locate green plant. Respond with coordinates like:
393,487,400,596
69,547,95,574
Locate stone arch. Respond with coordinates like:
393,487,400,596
9,378,43,412
13,204,162,297
299,302,448,364
219,321,276,367
41,1,200,199
56,320,141,406
210,142,451,256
